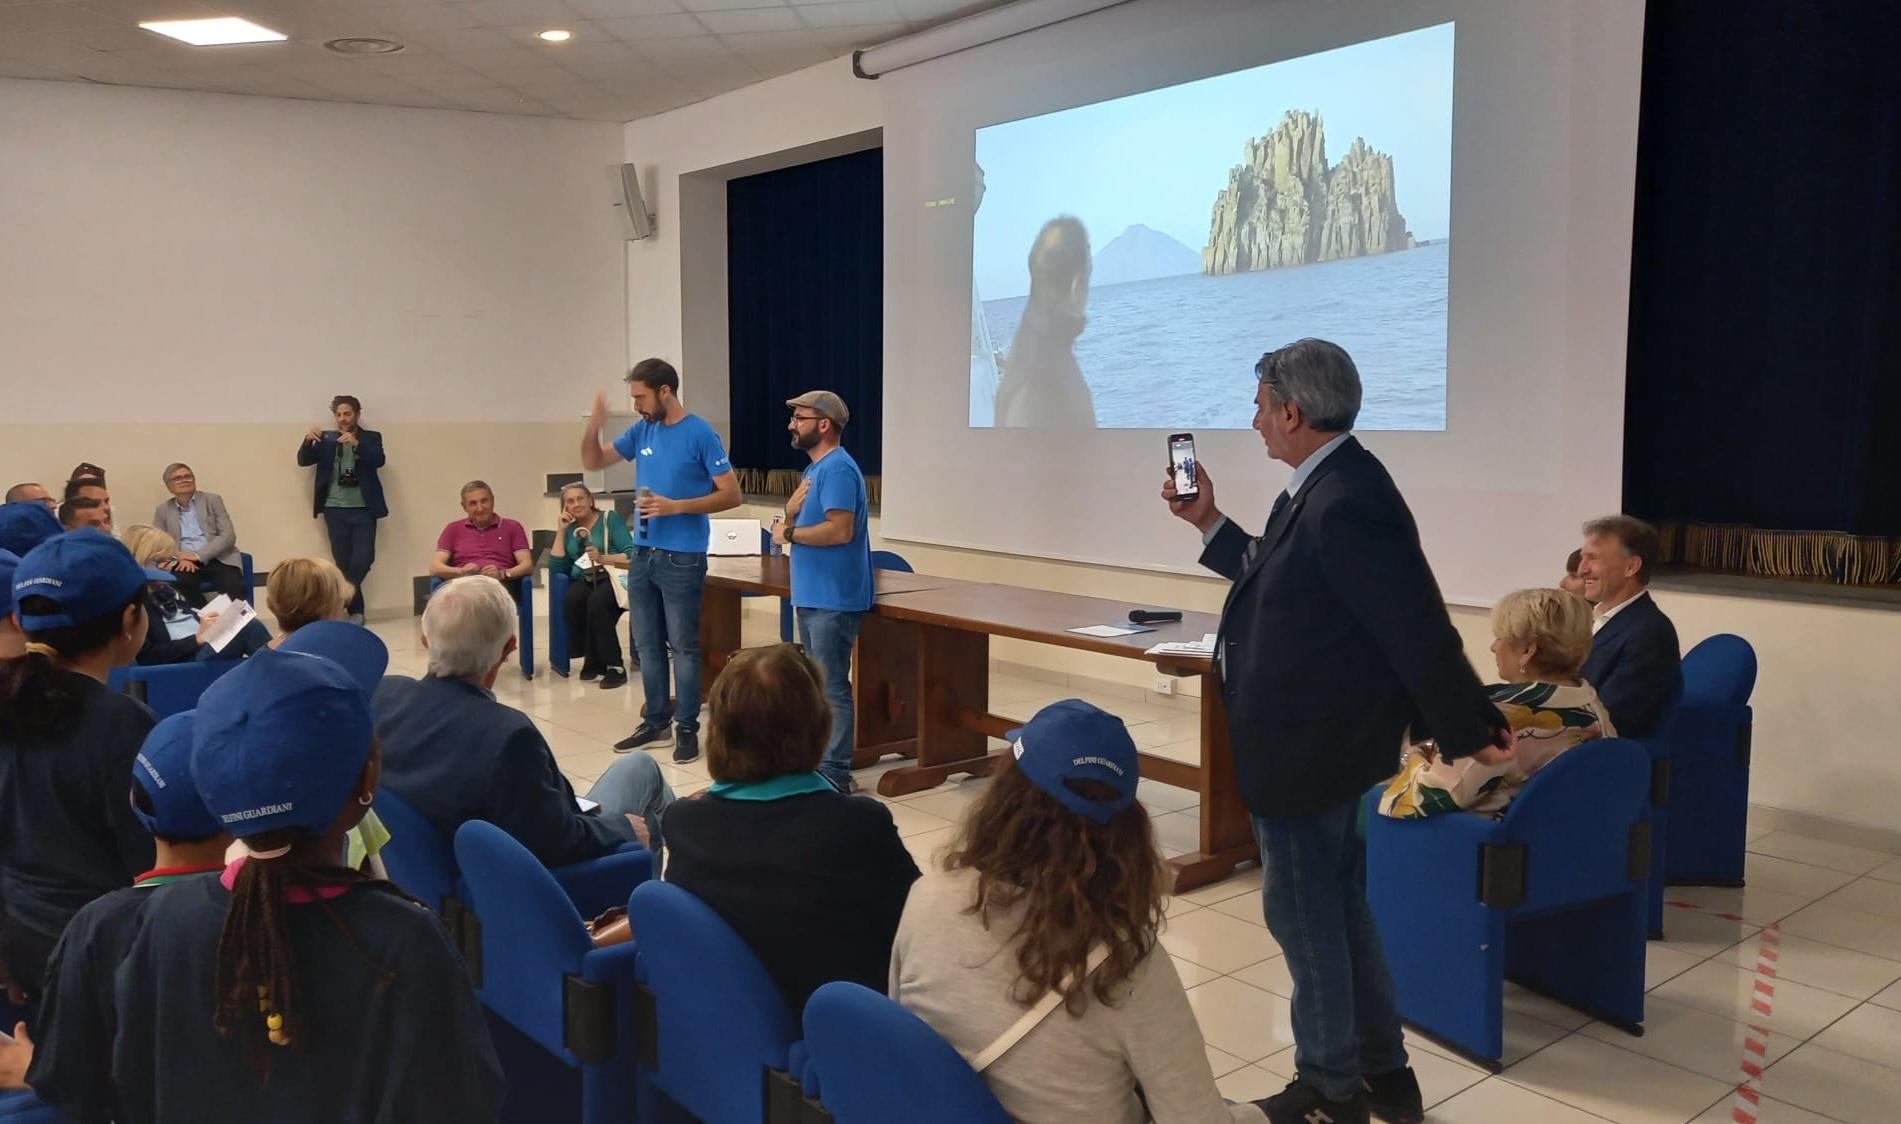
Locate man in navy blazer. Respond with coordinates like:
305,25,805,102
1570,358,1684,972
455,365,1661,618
296,395,387,622
1164,339,1506,1124
1577,515,1682,738
374,576,674,870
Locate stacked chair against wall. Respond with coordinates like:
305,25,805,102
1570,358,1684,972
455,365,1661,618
452,821,653,1124
1363,737,1653,1066
427,574,536,678
1662,634,1757,886
799,982,1008,1124
625,880,816,1123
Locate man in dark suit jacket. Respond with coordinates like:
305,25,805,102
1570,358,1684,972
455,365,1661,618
296,395,387,622
1577,515,1682,738
1164,339,1506,1124
374,575,674,869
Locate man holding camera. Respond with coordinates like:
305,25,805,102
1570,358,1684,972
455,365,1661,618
296,394,386,623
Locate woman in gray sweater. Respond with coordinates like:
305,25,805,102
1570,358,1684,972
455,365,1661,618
890,699,1268,1123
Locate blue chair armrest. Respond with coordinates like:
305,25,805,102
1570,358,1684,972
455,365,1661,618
548,570,573,676
790,1039,820,1099
553,845,652,921
580,939,640,987
110,659,245,718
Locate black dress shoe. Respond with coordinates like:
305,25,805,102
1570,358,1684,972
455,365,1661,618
598,669,627,690
1363,1067,1423,1124
579,667,599,682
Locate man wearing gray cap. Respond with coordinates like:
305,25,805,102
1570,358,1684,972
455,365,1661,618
773,390,872,792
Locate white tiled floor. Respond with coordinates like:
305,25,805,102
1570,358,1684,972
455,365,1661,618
360,612,1901,1123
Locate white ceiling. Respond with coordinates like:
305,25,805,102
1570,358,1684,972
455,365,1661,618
0,0,1011,121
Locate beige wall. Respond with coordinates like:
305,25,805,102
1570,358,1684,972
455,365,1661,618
5,424,574,616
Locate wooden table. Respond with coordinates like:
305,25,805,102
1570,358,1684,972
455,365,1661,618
700,559,1256,891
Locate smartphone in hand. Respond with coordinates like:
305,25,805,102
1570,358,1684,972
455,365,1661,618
1168,432,1200,501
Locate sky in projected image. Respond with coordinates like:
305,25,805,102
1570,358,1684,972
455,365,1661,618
971,23,1454,431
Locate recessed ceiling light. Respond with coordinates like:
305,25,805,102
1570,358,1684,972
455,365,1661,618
325,37,406,55
537,29,573,42
139,17,287,46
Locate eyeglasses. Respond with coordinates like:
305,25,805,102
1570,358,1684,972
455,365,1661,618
789,414,826,424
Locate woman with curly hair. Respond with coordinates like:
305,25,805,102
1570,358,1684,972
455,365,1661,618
891,699,1267,1123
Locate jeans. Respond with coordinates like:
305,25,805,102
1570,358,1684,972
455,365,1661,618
586,751,677,872
322,507,377,617
796,608,863,790
628,548,706,735
562,573,625,675
1253,797,1408,1100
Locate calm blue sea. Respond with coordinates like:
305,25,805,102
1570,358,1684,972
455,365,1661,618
980,241,1448,430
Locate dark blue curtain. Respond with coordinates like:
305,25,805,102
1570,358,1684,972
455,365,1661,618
1624,1,1901,564
726,147,883,487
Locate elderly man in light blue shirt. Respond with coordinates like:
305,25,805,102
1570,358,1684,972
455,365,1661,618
151,462,247,607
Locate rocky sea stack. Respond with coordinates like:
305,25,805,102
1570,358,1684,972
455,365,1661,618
1203,109,1416,275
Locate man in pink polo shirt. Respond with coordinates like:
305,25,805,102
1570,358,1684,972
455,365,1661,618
431,480,534,599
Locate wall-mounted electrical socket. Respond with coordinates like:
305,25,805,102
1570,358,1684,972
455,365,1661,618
1153,675,1175,696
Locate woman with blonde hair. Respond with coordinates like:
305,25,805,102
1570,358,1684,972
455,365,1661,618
892,699,1269,1123
265,557,354,642
121,525,269,664
1379,587,1614,819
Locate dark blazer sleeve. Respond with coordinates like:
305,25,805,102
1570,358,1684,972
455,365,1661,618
356,429,386,470
483,723,622,867
1198,518,1253,581
1591,611,1681,738
1314,491,1497,759
296,434,324,467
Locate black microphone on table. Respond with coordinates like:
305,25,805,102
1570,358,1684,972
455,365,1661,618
637,487,653,538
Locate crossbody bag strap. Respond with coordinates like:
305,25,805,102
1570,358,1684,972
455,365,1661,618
966,944,1110,1073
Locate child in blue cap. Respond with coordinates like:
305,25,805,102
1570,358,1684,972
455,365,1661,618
0,529,166,1007
12,712,232,1120
890,699,1274,1123
108,640,504,1122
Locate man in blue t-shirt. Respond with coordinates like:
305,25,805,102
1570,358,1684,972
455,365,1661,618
581,358,741,764
772,390,872,792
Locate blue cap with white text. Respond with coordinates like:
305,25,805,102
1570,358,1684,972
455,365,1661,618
11,529,170,631
191,647,374,838
1005,698,1141,824
131,712,225,841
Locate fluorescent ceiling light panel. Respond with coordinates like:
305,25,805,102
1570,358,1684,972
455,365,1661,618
139,17,288,46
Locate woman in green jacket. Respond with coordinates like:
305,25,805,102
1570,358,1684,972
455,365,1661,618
548,482,633,686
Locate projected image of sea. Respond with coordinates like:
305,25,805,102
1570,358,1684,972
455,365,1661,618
981,241,1447,429
970,22,1454,430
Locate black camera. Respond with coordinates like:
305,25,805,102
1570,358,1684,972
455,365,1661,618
338,468,360,487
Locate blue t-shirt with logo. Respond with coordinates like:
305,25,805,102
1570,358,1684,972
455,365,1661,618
790,447,872,612
612,414,732,552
